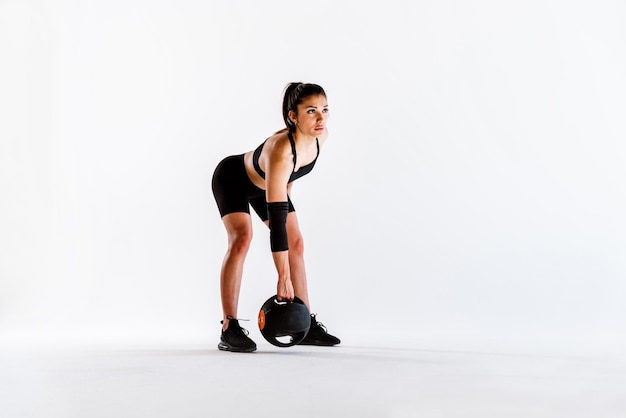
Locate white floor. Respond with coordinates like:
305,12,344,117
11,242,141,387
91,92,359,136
2,340,625,418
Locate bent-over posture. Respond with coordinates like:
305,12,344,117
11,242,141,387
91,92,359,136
211,82,340,352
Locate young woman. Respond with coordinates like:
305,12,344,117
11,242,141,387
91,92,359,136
211,82,340,352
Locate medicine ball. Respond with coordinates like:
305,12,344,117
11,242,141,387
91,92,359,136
258,295,311,347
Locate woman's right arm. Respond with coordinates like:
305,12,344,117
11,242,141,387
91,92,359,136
264,137,295,301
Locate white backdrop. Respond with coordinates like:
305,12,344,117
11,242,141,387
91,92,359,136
1,0,625,350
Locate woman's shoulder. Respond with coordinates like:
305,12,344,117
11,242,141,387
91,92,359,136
265,130,290,150
260,130,292,162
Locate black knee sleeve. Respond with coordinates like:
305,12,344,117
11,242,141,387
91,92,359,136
267,201,289,252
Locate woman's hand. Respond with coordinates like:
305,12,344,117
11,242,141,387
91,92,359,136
277,277,294,301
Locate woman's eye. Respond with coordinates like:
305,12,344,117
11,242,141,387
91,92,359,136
322,108,329,113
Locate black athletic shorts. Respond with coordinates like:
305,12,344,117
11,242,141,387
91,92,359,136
211,154,295,221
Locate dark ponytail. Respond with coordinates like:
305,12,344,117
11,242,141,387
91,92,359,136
282,82,326,132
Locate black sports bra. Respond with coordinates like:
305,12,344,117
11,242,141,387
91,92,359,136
252,132,320,183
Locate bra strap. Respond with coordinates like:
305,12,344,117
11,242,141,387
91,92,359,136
288,132,297,171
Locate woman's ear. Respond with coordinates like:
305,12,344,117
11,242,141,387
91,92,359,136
288,110,297,125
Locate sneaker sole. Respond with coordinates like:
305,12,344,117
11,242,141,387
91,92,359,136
218,342,257,353
297,339,340,346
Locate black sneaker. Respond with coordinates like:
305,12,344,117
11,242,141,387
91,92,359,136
297,314,340,346
218,316,257,353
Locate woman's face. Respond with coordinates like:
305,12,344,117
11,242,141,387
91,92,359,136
291,95,329,138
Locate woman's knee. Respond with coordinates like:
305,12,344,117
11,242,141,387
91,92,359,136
228,228,253,255
289,234,305,257
222,213,253,256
